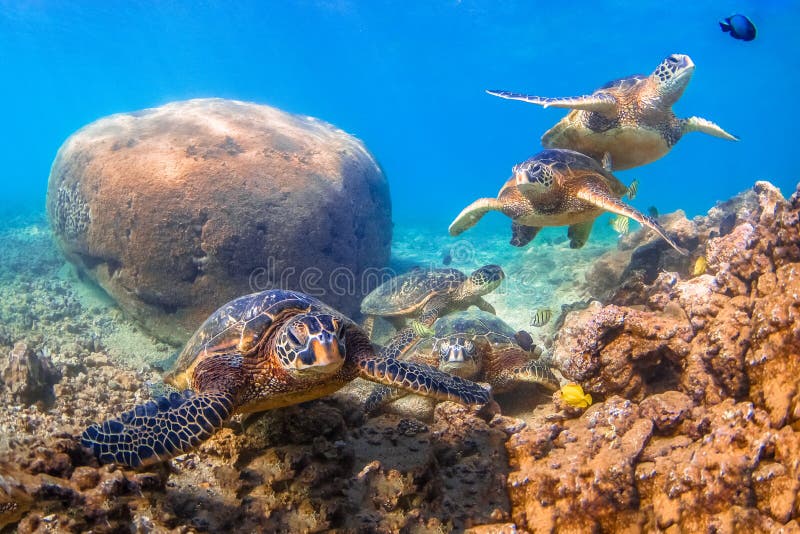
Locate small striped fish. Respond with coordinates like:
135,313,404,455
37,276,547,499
627,179,639,200
530,308,552,327
609,215,630,235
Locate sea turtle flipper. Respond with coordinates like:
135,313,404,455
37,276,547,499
681,117,738,141
511,222,541,247
357,355,491,406
484,345,559,393
575,185,689,255
449,198,504,236
364,385,407,413
81,389,235,468
486,90,617,113
505,360,560,391
475,297,496,315
567,220,595,249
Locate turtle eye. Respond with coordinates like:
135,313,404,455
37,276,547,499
286,327,303,346
464,340,475,354
439,341,450,356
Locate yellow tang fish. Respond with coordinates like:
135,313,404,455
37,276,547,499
609,215,630,235
692,256,707,276
530,308,552,327
559,383,592,409
627,179,639,200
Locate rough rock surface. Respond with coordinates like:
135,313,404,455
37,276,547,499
503,181,800,532
47,98,392,344
0,342,59,407
5,180,800,532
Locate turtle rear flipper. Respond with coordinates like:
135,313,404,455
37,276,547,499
567,220,595,249
81,389,235,468
486,89,617,114
357,356,490,407
575,184,689,255
449,198,504,236
510,223,540,247
681,117,738,141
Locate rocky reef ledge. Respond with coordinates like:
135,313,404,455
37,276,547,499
1,181,799,533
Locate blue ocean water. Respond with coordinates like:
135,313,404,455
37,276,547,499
1,1,797,228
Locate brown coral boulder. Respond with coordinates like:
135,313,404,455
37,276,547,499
46,99,391,344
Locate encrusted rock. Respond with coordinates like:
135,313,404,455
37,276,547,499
639,391,693,433
553,304,693,401
0,342,59,406
47,98,392,344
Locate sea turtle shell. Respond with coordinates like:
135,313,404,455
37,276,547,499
431,309,518,348
361,268,468,317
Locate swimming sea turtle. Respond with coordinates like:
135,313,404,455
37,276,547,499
366,309,559,413
360,265,505,341
448,149,688,254
487,53,737,170
81,290,490,467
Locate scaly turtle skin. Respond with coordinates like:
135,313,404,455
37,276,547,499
360,265,505,344
366,310,559,413
449,149,688,254
488,54,737,170
81,290,490,468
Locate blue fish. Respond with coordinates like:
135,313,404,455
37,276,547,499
720,14,756,42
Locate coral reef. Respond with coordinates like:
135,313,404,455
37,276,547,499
506,181,800,531
47,98,392,344
2,180,799,532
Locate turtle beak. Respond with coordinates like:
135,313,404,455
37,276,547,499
447,346,466,363
297,332,343,373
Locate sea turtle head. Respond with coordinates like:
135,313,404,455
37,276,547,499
651,53,695,104
435,335,482,378
274,312,346,377
459,264,504,299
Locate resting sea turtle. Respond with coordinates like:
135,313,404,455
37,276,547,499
449,149,688,254
360,265,505,341
487,53,737,170
81,290,490,467
366,310,559,413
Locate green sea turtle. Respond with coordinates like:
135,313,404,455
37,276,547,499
360,265,505,341
487,54,737,170
81,290,490,467
366,310,559,413
449,149,688,254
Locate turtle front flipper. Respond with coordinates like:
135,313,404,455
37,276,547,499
357,354,490,407
510,223,540,247
81,389,235,468
485,346,560,393
486,90,617,113
575,184,689,255
449,198,504,236
567,220,595,249
681,117,738,141
503,361,560,392
364,385,407,413
474,297,496,315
